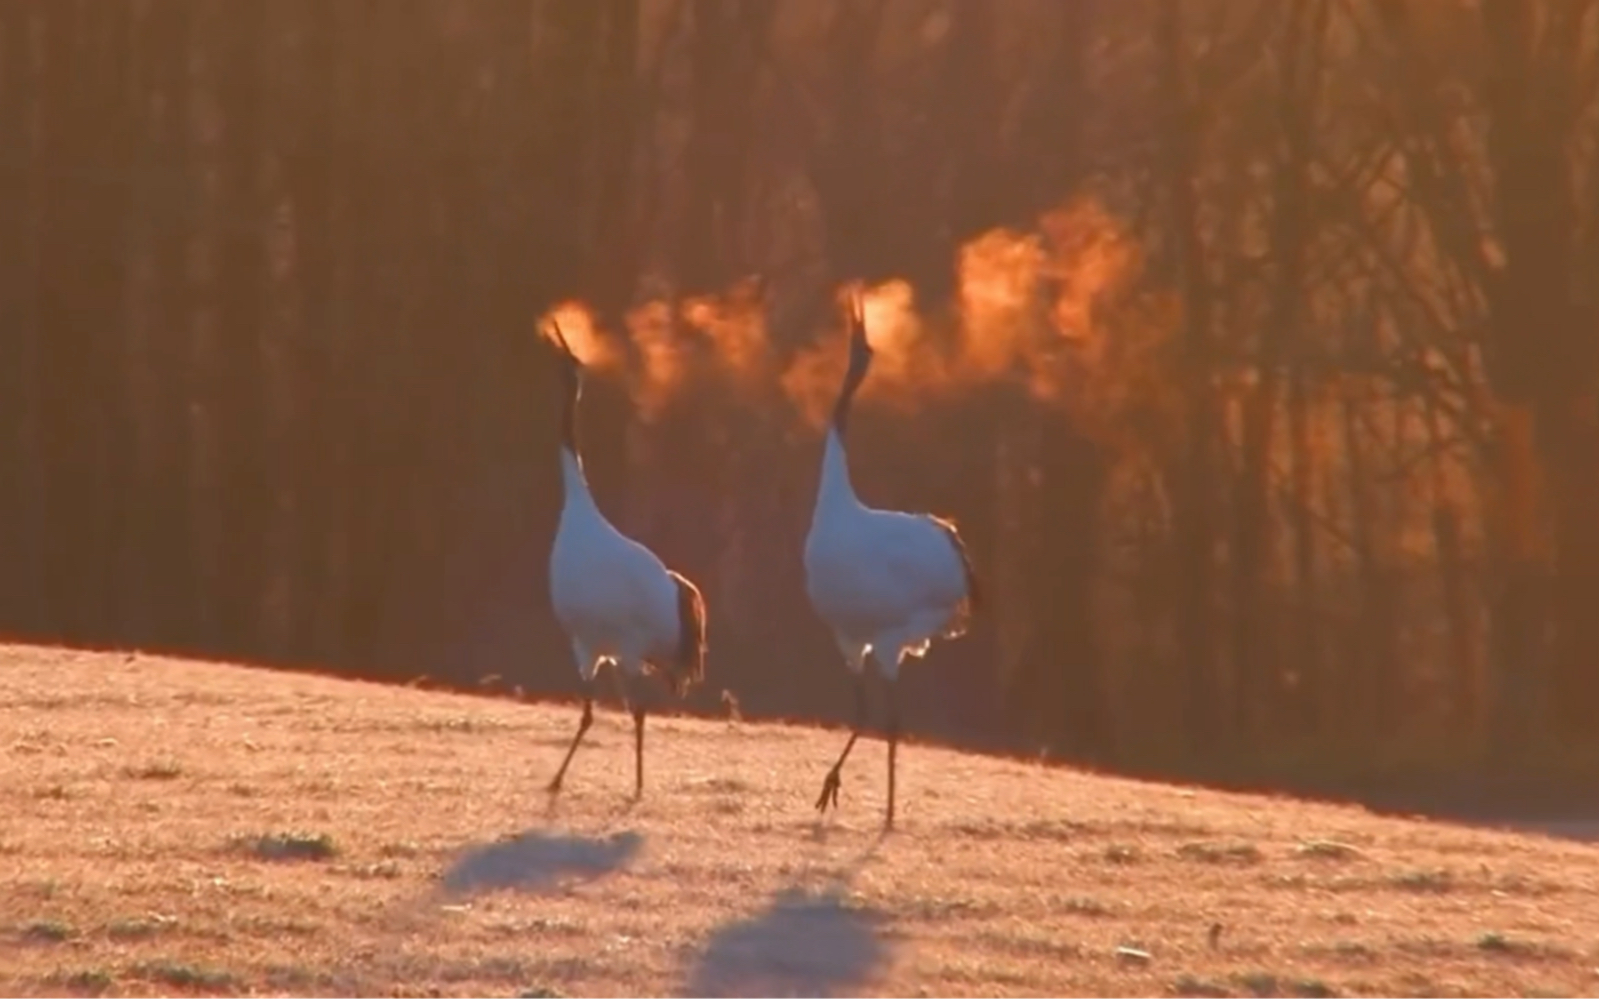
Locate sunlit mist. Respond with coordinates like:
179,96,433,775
541,300,622,372
540,198,1143,435
1039,198,1138,352
624,299,686,421
778,279,944,428
681,277,773,395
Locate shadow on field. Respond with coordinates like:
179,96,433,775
441,829,642,896
683,885,890,998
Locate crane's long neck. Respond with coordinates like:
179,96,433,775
560,446,599,516
816,357,867,518
816,427,860,518
831,357,864,438
558,377,601,521
561,372,581,457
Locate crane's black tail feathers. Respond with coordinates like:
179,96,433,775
925,513,983,638
667,570,708,697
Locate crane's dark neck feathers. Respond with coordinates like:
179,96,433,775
831,349,870,437
559,367,582,458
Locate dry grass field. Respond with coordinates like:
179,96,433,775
4,645,1599,998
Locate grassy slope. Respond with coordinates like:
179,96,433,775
3,645,1599,999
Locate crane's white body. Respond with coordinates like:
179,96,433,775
550,448,683,682
802,297,977,827
804,430,972,680
541,323,704,801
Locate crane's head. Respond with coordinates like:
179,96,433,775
844,292,874,379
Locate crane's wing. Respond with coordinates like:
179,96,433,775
922,513,982,616
865,510,979,627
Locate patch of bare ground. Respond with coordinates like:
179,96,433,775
5,644,1599,997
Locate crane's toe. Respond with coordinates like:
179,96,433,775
815,768,842,812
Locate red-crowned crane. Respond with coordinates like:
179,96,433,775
543,323,707,801
802,295,982,829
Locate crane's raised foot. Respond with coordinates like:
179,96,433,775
815,767,843,813
545,775,565,796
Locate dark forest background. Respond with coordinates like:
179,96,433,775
3,0,1599,801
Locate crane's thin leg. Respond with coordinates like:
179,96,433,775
632,703,646,800
817,673,869,813
885,676,901,831
612,666,650,801
547,681,596,795
631,676,649,801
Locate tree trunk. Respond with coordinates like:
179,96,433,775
1479,0,1579,750
1342,375,1400,742
36,0,129,638
0,2,44,629
584,0,641,318
1286,367,1324,735
1160,0,1223,753
287,0,338,662
212,0,268,657
812,0,887,281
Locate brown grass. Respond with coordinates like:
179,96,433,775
4,645,1599,998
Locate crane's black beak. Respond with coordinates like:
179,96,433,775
548,322,584,372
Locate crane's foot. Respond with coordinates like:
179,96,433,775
815,767,843,813
545,776,564,796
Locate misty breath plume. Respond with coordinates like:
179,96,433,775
681,277,773,397
623,299,684,421
541,301,621,371
538,198,1139,432
780,279,937,427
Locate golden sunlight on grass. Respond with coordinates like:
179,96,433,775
5,645,1599,997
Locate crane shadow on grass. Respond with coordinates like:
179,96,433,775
440,828,643,897
683,883,891,998
684,834,893,999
